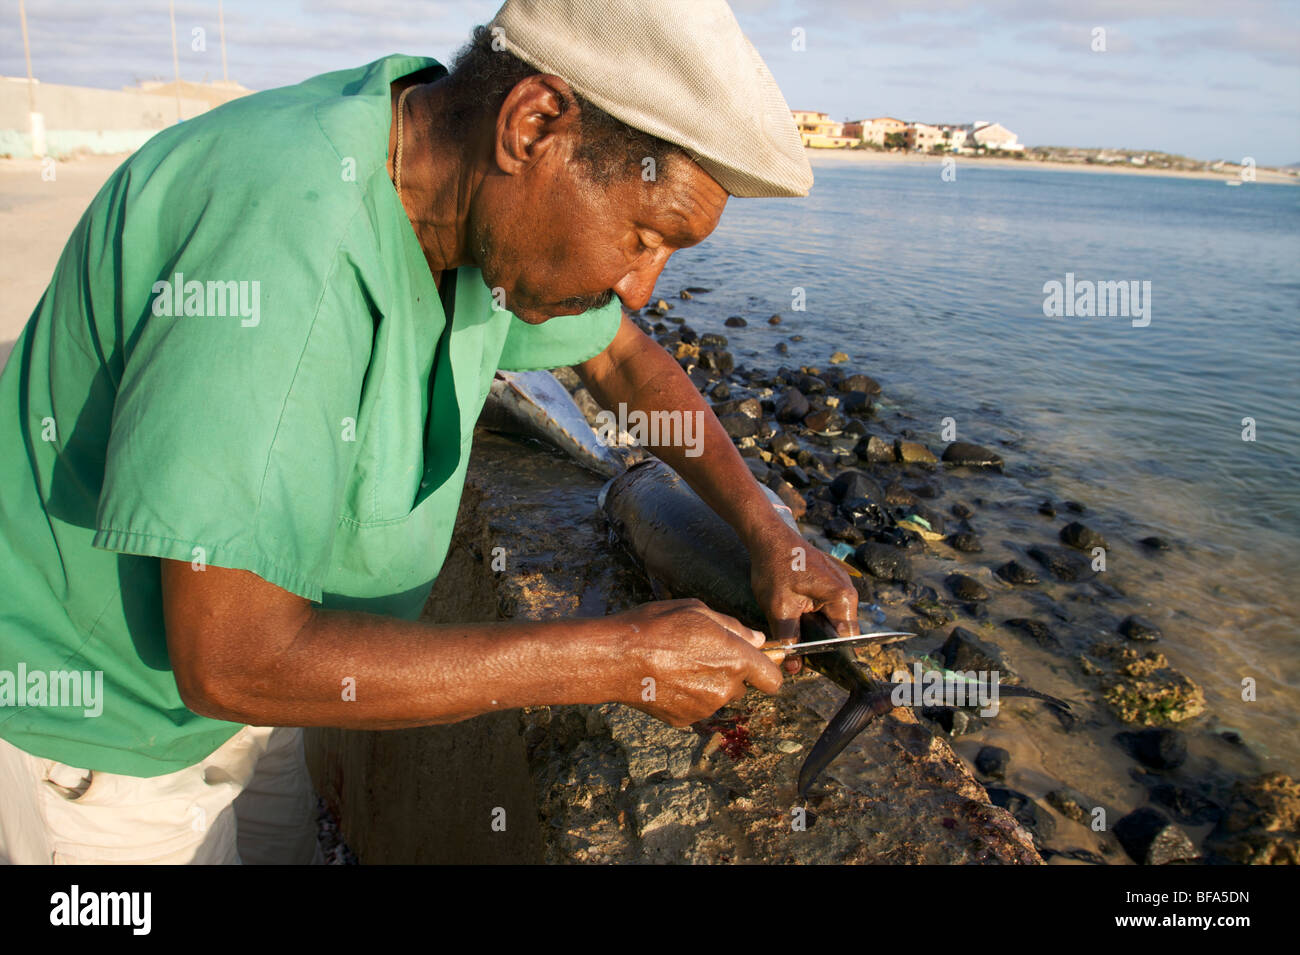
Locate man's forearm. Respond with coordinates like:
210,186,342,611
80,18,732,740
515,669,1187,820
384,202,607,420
185,610,627,728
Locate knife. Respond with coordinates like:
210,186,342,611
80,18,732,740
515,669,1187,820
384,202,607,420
760,630,915,660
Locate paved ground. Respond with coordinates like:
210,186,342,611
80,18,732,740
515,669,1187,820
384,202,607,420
0,154,125,369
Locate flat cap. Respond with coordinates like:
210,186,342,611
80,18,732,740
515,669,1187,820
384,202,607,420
486,0,813,197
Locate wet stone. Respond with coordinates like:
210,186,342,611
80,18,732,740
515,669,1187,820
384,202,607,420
1116,728,1187,770
975,745,1010,780
1114,807,1198,866
724,315,747,327
948,532,983,553
853,542,913,582
1119,615,1162,641
946,574,990,602
996,560,1039,585
940,627,1015,678
941,441,1004,469
1060,521,1107,552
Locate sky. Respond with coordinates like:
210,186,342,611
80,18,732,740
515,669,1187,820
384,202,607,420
2,0,1298,165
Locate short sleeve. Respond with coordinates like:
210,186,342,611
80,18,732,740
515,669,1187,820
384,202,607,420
92,247,375,602
495,298,622,371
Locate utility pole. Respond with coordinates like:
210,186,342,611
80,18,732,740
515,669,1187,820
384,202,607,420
219,0,229,84
18,0,44,157
169,0,183,122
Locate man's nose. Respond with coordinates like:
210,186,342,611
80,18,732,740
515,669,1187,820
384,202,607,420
614,249,672,312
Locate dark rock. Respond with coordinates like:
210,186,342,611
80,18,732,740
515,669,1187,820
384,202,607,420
840,373,881,395
710,381,731,401
1038,500,1057,517
995,560,1040,585
1115,728,1187,770
718,413,758,440
1064,500,1087,513
824,517,865,545
724,316,747,328
782,465,811,489
951,501,975,519
698,348,734,375
1003,618,1057,646
844,419,868,437
909,597,956,627
767,314,782,325
948,532,983,553
712,397,762,419
743,458,770,482
945,574,990,602
840,391,873,417
1149,784,1223,826
975,745,1010,780
1114,807,1197,865
986,787,1056,843
840,496,890,530
853,542,913,582
830,470,881,502
883,482,917,507
699,333,728,349
1060,521,1107,552
804,499,835,525
769,432,799,457
1028,544,1094,582
803,409,845,434
941,441,1004,469
774,387,810,423
855,434,894,464
795,374,826,394
940,627,1013,676
1119,615,1161,641
1140,536,1171,551
775,342,789,355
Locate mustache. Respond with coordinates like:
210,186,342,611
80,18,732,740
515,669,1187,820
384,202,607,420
553,288,616,314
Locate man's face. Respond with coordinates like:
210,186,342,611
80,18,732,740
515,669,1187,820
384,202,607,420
473,143,729,324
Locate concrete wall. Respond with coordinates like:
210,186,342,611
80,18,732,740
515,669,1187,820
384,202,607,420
0,78,209,159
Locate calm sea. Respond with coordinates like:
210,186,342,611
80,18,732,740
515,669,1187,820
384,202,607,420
655,156,1300,770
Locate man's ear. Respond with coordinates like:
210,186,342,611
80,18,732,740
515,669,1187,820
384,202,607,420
494,74,581,175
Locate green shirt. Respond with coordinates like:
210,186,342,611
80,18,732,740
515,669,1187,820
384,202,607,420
0,55,621,776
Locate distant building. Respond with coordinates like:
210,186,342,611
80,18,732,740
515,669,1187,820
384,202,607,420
843,116,906,145
791,110,857,148
125,79,252,109
904,122,943,151
934,124,969,151
968,122,1024,152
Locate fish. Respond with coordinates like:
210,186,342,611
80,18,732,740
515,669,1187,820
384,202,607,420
480,371,1071,797
600,458,1071,797
478,370,643,479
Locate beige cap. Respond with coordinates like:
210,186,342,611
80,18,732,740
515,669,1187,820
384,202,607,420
486,0,813,197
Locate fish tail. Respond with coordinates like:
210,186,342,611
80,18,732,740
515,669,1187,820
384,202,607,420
796,686,896,798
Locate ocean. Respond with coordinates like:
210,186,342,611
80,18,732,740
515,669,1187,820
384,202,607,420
654,156,1300,772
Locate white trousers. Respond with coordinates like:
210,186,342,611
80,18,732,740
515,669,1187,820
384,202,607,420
0,726,323,864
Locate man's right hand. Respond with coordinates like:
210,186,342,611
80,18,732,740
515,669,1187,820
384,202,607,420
612,599,786,727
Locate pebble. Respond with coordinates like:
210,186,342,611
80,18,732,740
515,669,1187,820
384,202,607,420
894,440,937,464
724,316,747,327
1114,807,1198,865
776,739,803,754
941,441,1004,469
840,373,881,395
768,314,782,325
1119,614,1161,641
853,542,913,582
945,573,990,602
941,627,1015,676
975,745,1010,780
1140,535,1171,551
995,560,1039,584
829,351,849,364
1115,728,1187,770
1028,544,1094,582
1060,520,1107,552
948,532,983,553
775,387,810,423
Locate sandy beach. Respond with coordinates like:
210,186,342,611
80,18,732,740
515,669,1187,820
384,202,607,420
0,154,130,368
806,147,1299,185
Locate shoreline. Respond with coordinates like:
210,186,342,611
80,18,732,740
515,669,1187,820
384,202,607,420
805,147,1299,185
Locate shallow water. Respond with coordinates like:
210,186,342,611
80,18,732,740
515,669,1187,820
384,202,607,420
653,159,1300,775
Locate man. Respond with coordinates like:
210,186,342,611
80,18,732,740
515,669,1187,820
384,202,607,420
0,0,856,864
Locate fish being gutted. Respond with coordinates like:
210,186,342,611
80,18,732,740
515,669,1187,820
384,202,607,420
600,458,1071,797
